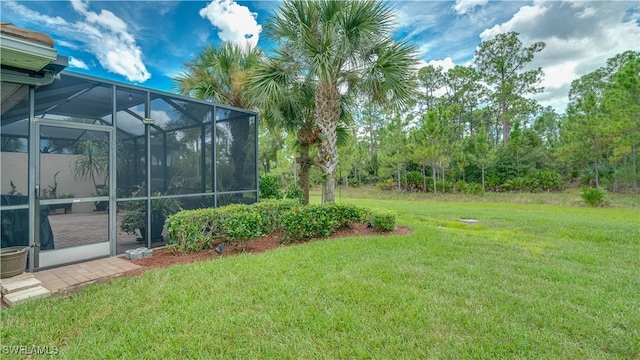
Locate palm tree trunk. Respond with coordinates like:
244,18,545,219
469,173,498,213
299,143,311,205
316,83,341,203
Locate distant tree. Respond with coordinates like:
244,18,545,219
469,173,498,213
417,65,445,113
379,114,409,192
561,51,639,190
443,65,484,137
603,52,639,192
533,106,561,149
409,106,449,194
469,127,493,190
474,32,546,146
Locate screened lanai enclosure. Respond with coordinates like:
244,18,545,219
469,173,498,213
1,71,258,270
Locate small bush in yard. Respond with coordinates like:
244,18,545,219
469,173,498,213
370,210,397,232
581,187,606,207
284,182,303,202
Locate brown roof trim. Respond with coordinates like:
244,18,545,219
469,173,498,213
0,22,54,47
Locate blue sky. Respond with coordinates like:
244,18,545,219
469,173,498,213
2,0,639,112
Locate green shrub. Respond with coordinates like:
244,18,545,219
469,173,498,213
376,179,395,191
282,203,365,242
283,205,336,242
218,204,262,250
254,198,300,234
465,183,484,195
167,199,302,253
259,174,282,199
166,208,221,253
581,187,606,207
455,180,468,193
535,171,564,191
370,210,397,232
334,203,365,227
503,177,528,192
405,171,423,191
168,200,396,252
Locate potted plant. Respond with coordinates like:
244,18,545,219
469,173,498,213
120,194,180,242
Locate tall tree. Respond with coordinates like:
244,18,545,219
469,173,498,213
474,32,545,146
562,51,639,190
266,0,417,203
603,52,640,192
563,92,609,187
469,127,492,190
410,106,448,194
443,65,484,137
379,114,410,192
417,65,445,113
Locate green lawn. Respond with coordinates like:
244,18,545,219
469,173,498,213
2,191,639,359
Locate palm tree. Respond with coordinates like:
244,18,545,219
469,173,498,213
174,42,263,109
266,0,418,202
73,139,109,193
175,42,264,193
249,49,355,204
248,53,319,204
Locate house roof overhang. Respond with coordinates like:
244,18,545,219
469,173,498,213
0,22,68,85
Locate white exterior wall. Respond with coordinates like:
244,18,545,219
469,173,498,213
1,152,106,213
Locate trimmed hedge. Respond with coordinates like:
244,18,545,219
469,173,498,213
253,199,300,234
166,199,397,253
281,203,364,242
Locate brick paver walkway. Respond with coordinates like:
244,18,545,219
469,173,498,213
33,256,141,293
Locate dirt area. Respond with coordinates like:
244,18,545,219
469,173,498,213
123,223,411,276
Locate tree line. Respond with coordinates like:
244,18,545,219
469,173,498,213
174,0,639,204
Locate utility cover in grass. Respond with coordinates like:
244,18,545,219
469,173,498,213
460,218,479,224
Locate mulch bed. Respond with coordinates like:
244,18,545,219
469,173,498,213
123,223,411,276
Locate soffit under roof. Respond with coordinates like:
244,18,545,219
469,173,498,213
0,22,58,72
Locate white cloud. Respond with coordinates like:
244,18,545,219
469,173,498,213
199,0,262,49
150,109,172,128
428,57,457,72
479,0,640,112
56,40,79,50
69,0,150,82
3,0,150,83
68,56,89,70
454,0,489,15
2,1,67,27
